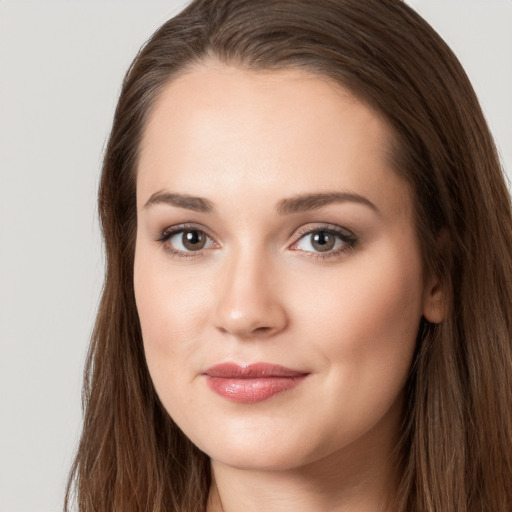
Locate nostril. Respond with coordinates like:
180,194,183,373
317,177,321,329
215,320,285,338
216,325,274,336
253,326,272,334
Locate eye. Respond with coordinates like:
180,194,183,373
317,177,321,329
172,229,210,251
291,226,356,256
158,226,216,256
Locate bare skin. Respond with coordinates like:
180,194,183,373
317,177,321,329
134,62,445,512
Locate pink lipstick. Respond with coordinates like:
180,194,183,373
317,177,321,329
203,362,309,403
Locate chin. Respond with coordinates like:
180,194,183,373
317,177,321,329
191,424,334,473
208,445,309,472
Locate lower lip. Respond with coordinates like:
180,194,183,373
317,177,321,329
205,375,307,403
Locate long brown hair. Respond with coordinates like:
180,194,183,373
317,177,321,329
65,1,512,511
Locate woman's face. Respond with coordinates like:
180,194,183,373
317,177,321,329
134,63,442,471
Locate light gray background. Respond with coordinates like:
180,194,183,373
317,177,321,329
0,2,510,511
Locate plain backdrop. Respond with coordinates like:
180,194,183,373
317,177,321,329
0,2,510,511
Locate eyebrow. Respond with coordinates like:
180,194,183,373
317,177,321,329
143,191,214,213
143,190,378,215
276,192,379,215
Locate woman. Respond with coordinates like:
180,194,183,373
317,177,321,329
65,1,512,511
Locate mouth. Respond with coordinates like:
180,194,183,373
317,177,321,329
202,362,310,403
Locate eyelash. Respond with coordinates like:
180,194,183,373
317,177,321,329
156,223,357,261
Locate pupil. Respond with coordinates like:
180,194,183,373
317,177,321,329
312,231,334,252
183,230,205,250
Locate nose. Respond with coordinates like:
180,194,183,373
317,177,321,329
213,250,288,339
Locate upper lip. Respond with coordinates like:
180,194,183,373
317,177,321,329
203,362,309,378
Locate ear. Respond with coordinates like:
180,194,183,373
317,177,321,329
422,231,449,324
422,274,446,324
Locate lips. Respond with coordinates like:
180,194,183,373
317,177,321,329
203,362,309,403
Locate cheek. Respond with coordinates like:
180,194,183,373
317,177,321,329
133,244,209,383
298,238,424,385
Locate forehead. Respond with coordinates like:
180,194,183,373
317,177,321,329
137,62,410,218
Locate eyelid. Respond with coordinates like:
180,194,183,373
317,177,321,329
291,223,355,240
